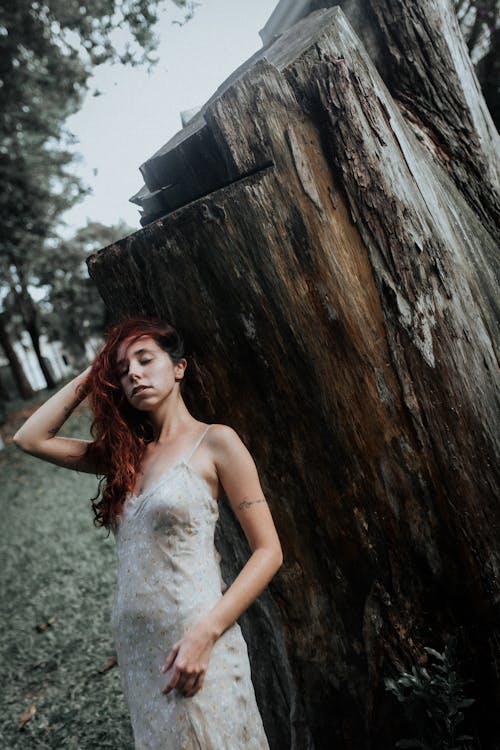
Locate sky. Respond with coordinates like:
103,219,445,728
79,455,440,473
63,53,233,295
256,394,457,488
59,0,278,237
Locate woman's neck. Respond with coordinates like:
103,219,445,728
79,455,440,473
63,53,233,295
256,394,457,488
148,393,195,443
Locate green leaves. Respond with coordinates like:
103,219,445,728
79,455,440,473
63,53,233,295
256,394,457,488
385,637,476,750
35,220,133,367
0,0,194,382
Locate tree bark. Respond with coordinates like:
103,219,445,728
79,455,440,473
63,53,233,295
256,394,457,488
0,313,35,399
87,7,499,750
309,0,500,224
14,283,57,390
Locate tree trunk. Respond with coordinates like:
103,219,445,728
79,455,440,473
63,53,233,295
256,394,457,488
87,7,499,750
63,324,89,373
310,0,500,202
25,318,57,390
0,313,35,399
475,23,500,130
0,375,9,401
14,284,57,390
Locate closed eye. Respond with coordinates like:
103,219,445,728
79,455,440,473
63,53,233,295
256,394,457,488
119,358,152,377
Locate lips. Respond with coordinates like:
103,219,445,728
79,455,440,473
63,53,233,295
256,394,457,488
132,385,151,397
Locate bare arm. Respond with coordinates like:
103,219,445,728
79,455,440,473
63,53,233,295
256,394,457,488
12,366,103,474
201,424,283,637
161,424,282,697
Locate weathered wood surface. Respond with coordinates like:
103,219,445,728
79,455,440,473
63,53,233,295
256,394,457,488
132,0,500,233
310,0,500,228
88,7,499,750
131,10,352,224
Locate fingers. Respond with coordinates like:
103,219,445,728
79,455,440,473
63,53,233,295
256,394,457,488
160,643,179,674
181,673,198,696
162,665,180,695
160,631,213,698
185,672,205,698
163,659,192,695
162,665,206,698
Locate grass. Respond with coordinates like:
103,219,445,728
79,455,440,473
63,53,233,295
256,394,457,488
0,388,134,749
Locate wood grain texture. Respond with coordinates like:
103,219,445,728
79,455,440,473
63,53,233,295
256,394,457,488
87,8,499,749
310,0,500,227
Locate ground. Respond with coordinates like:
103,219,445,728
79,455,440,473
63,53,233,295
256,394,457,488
0,388,134,749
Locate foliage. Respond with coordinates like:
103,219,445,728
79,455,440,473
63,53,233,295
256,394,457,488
0,0,193,385
1,220,133,373
0,0,191,255
34,220,135,366
385,638,476,750
0,0,186,261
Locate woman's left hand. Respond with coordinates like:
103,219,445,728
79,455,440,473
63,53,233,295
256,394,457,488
160,620,217,698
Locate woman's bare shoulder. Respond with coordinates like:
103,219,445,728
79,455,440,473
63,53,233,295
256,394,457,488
207,423,250,460
207,423,241,443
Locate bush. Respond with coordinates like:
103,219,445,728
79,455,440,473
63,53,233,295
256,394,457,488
384,637,476,750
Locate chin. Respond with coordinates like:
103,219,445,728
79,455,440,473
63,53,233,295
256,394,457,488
129,395,155,410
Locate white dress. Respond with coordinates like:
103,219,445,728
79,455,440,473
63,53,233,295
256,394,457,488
111,424,270,750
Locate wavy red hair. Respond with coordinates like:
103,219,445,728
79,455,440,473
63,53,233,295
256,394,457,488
84,317,186,530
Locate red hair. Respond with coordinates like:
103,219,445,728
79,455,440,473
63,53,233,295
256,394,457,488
84,317,186,530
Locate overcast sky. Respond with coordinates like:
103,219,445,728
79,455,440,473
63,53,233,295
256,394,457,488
58,0,277,238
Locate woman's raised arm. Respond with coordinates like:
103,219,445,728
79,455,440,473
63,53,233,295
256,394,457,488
12,366,103,474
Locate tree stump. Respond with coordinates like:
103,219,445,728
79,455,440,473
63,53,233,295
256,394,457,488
88,7,499,749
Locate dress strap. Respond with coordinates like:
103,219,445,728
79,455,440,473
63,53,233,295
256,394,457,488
185,424,212,463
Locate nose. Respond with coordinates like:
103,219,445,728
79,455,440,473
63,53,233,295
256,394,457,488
127,362,142,381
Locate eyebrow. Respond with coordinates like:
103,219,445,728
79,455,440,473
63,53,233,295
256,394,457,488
116,347,153,368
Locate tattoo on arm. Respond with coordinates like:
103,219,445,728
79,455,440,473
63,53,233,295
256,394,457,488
237,498,268,511
47,399,79,438
63,400,79,419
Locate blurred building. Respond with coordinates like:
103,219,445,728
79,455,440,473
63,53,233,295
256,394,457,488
0,333,100,396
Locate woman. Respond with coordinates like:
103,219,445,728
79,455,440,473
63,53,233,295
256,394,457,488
14,317,282,749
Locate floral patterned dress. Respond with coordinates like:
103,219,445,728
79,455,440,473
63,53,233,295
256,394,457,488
111,424,270,750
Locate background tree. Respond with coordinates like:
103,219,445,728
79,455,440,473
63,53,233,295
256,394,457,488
0,0,193,392
0,312,35,399
456,0,500,127
306,0,499,128
35,220,135,370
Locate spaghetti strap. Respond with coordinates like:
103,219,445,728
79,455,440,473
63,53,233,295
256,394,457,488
111,412,270,748
185,424,212,463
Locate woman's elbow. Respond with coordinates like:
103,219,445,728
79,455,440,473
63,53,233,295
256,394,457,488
253,538,283,575
12,431,34,453
270,543,283,573
13,431,26,450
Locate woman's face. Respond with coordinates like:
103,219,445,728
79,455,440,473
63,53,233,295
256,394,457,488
115,334,186,410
